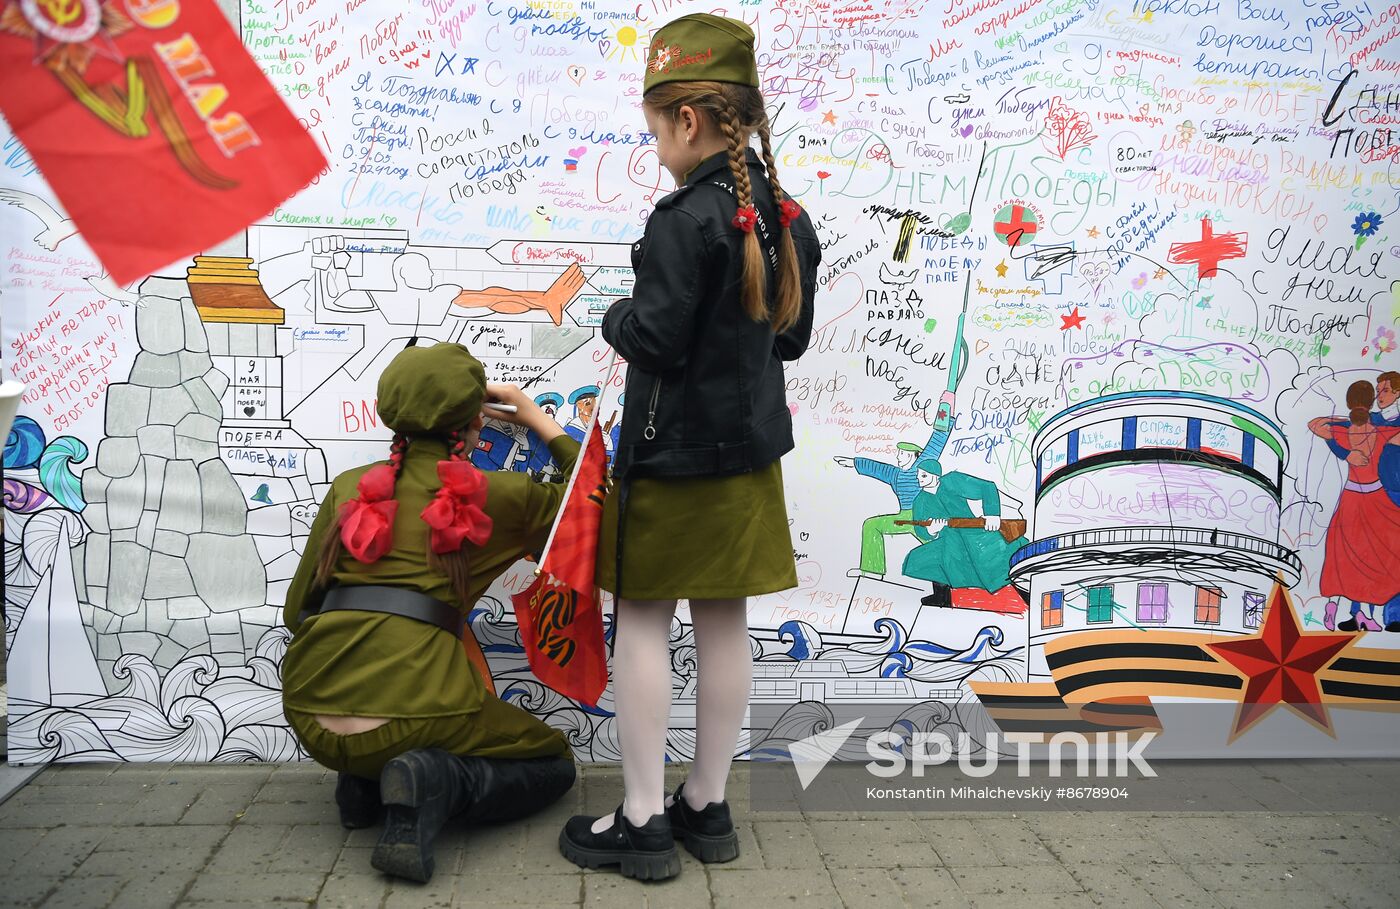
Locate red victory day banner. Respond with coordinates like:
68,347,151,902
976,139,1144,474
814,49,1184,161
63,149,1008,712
0,0,326,285
512,415,610,707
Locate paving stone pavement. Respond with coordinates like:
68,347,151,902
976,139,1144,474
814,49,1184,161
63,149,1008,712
0,760,1396,908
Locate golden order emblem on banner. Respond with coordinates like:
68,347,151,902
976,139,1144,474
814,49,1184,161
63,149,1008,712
20,0,102,43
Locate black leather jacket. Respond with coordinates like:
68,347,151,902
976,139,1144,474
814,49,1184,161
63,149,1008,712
603,149,821,479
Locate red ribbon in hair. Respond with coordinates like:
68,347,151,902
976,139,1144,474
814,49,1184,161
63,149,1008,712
779,198,802,229
732,205,757,233
339,464,400,563
421,461,495,554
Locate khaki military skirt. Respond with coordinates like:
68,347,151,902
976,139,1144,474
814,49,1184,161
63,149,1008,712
595,459,797,600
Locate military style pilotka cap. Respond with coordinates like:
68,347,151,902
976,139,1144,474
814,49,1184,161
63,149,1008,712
643,13,760,95
376,342,486,434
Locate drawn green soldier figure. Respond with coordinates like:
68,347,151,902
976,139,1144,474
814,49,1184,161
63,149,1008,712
834,436,947,578
836,275,969,579
900,458,1028,605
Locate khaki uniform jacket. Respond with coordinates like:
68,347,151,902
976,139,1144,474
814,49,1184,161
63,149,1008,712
281,435,581,719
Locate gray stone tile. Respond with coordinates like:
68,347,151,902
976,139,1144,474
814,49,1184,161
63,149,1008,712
948,864,1083,895
5,872,64,909
915,819,991,866
1125,863,1224,909
1063,864,1165,909
708,869,841,909
1296,863,1400,909
107,872,199,909
887,867,972,908
235,798,341,826
1210,889,1343,909
37,873,125,909
73,847,210,878
1182,862,1315,892
17,827,109,877
202,824,290,873
90,824,226,854
265,824,349,872
583,872,703,908
0,827,49,875
1043,834,1171,865
31,765,120,786
969,818,1060,865
383,867,456,909
752,820,824,869
177,788,260,826
808,819,937,867
965,894,1103,909
829,867,905,907
1143,817,1267,863
186,870,326,903
315,871,392,909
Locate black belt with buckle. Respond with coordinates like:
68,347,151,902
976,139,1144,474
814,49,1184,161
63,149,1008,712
298,585,465,636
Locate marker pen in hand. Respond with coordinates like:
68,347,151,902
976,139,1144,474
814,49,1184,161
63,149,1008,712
483,402,518,413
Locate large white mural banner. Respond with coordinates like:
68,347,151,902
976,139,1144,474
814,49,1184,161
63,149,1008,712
3,0,1400,763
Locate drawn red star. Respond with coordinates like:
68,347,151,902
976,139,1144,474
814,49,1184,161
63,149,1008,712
823,110,837,125
1207,584,1355,738
1060,307,1085,330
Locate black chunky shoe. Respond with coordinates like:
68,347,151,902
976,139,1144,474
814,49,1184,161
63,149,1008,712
335,773,382,829
559,805,681,881
1339,617,1360,632
667,783,739,863
373,749,478,883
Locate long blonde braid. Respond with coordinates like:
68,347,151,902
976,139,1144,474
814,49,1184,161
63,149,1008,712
715,98,768,323
758,117,803,333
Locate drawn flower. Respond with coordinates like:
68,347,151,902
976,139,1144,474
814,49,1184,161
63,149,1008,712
1132,271,1148,289
1353,211,1383,249
1375,326,1397,361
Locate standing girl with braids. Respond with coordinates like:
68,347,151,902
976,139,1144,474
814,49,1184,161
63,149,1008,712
558,13,821,882
280,342,584,884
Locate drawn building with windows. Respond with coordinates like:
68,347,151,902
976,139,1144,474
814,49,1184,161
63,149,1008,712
1008,392,1302,681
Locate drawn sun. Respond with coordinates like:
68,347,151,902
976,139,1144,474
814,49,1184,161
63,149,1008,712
606,22,648,63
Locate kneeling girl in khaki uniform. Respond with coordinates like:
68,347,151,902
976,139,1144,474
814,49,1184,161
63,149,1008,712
281,342,579,882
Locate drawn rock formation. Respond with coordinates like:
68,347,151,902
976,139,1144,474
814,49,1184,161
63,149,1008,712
79,277,270,688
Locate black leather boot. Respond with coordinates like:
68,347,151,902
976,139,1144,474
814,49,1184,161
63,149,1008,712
666,782,739,863
372,749,478,883
335,773,382,829
559,806,681,881
459,755,576,825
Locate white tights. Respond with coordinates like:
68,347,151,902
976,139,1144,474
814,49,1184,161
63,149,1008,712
592,597,754,832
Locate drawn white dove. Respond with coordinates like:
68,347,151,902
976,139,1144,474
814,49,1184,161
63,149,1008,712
0,188,79,251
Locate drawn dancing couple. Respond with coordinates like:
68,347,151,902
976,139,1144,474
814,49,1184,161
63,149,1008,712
279,14,822,884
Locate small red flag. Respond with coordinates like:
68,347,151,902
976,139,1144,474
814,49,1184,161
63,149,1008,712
0,0,327,285
511,415,609,705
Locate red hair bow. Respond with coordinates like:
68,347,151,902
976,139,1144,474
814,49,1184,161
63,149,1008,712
420,461,494,554
339,464,400,563
732,205,757,233
779,198,802,228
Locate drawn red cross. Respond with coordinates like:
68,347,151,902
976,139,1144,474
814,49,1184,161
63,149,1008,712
1167,217,1248,279
994,205,1037,247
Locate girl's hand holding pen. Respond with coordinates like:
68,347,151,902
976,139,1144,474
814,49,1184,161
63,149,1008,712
484,382,566,443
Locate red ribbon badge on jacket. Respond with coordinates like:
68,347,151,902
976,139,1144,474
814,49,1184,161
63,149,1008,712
339,464,399,563
421,461,494,554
